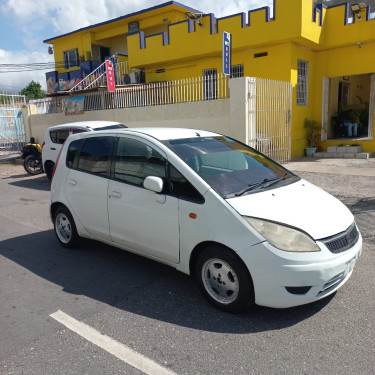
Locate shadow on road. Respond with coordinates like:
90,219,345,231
1,230,334,334
8,176,50,191
345,197,375,214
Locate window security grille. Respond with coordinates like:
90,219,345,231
230,65,244,78
64,49,79,69
297,60,308,106
203,69,217,100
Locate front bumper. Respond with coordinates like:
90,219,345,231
237,232,362,308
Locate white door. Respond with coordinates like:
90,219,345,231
108,136,180,263
64,136,115,241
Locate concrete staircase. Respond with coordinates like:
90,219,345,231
314,145,373,159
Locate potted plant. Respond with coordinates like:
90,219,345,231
304,119,320,156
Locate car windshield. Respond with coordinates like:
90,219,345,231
93,124,127,131
163,136,297,198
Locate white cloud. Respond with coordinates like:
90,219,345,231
0,49,53,92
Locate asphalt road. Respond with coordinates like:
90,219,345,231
0,161,374,375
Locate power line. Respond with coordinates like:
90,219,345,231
0,61,66,73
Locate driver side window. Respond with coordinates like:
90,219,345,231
114,137,166,186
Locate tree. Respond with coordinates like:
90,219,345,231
20,81,46,101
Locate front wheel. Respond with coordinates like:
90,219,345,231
53,206,80,248
195,246,255,313
23,155,43,175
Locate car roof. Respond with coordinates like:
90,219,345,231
47,121,123,131
122,128,221,141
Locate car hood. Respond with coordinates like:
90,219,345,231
226,179,353,239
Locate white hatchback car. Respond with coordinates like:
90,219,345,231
50,128,362,313
42,121,126,180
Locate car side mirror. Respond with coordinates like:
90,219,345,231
143,176,164,193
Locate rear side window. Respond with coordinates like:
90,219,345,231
66,139,84,168
114,137,166,186
50,130,70,144
77,136,115,177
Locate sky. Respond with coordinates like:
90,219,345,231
0,0,274,93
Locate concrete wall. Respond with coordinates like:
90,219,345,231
24,78,248,146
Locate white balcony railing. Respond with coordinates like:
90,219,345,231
69,56,131,92
30,74,229,114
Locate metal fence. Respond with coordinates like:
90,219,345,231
30,74,229,114
0,93,26,158
248,78,292,163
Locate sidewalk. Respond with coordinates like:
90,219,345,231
285,157,375,177
284,157,375,199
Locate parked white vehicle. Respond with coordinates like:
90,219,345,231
50,128,362,313
41,121,126,180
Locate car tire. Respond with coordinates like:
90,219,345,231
45,161,55,181
23,155,43,175
195,245,255,313
53,206,80,248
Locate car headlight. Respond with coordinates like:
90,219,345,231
244,217,320,252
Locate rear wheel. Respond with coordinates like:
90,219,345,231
45,161,55,181
195,245,254,313
53,206,80,248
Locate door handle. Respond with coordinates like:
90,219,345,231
110,191,122,198
51,147,56,150
69,179,77,186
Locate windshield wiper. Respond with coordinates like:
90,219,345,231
234,173,288,197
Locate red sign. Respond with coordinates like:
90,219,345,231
105,60,115,92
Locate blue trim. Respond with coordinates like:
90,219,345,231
43,1,201,43
216,12,246,33
366,4,374,21
313,4,324,26
248,6,271,26
203,13,216,35
139,31,145,50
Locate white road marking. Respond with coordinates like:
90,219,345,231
50,310,177,375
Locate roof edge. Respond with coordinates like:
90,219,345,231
43,1,201,44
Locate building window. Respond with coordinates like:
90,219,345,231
203,69,217,100
63,49,79,69
230,65,244,78
297,59,309,106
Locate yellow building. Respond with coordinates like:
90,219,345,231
44,0,375,157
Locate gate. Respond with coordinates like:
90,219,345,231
248,78,292,163
0,93,26,159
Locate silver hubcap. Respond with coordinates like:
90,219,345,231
202,258,239,304
55,213,72,243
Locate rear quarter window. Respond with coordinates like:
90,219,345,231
50,130,70,144
66,139,84,169
75,136,116,177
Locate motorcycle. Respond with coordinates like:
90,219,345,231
22,142,43,175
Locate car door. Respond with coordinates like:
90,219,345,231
65,135,116,241
108,135,180,263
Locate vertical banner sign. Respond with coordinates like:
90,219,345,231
106,60,115,92
223,31,231,76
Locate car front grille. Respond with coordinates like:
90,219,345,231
320,223,359,254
